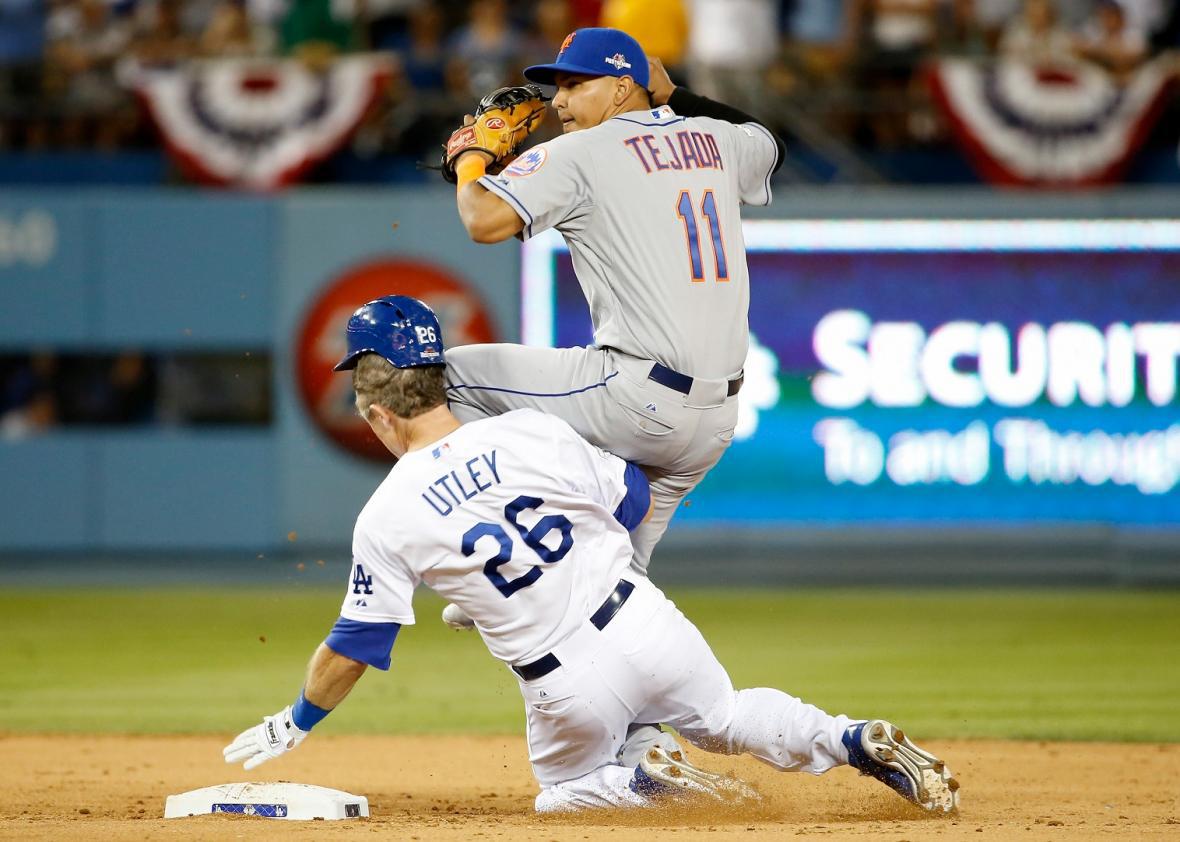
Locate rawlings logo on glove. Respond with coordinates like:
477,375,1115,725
440,84,549,184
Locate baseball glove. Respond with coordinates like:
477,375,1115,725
440,84,549,183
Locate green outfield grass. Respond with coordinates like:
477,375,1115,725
2,587,1177,741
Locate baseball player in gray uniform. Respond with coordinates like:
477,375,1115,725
442,27,783,576
224,297,960,815
439,25,785,768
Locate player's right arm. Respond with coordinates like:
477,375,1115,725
224,513,415,770
453,150,527,243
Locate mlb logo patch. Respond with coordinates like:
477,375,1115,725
504,147,548,177
432,443,451,459
605,53,631,70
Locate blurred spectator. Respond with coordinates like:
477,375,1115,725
520,0,573,70
850,0,942,71
1115,0,1170,42
447,0,518,97
132,0,200,68
46,0,137,148
1054,0,1099,29
849,0,942,148
0,0,47,148
280,0,357,61
389,2,447,90
686,0,778,114
53,352,157,425
366,4,469,159
999,0,1075,62
331,0,421,52
782,0,852,84
0,352,57,439
969,0,1022,47
199,0,274,56
1074,0,1148,76
942,0,993,56
601,0,689,71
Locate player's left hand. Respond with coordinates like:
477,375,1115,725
647,58,676,107
223,705,308,770
440,84,548,183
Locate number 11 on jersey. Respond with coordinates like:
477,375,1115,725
676,189,729,283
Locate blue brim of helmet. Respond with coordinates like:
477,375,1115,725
333,349,446,372
333,350,366,372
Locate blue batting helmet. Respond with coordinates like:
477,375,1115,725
333,295,446,371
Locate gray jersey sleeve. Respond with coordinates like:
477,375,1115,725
477,135,596,240
718,120,779,207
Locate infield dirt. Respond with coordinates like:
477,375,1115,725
1,734,1176,841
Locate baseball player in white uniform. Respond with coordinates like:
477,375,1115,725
223,297,960,814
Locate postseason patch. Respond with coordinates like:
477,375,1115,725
504,147,548,177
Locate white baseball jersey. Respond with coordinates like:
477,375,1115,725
479,105,778,380
339,409,638,665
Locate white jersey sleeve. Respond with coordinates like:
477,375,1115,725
338,508,419,625
716,119,778,207
477,134,595,240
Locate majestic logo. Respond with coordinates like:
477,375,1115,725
559,32,576,54
504,147,548,177
605,53,631,70
484,116,506,130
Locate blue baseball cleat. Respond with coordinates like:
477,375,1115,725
843,719,960,813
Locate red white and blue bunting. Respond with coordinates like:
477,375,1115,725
928,57,1175,186
134,55,393,190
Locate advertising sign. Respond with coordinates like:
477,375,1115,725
522,220,1180,527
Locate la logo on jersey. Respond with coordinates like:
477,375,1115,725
504,147,548,177
605,53,631,70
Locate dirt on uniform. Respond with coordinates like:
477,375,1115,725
1,734,1177,841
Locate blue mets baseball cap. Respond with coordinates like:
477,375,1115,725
333,295,446,371
524,27,649,89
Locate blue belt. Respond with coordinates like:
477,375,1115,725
512,579,635,681
648,363,743,397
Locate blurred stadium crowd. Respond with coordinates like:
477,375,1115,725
1,0,1178,159
0,351,271,436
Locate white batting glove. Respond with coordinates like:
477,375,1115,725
223,705,308,771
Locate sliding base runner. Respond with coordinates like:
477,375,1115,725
164,782,369,820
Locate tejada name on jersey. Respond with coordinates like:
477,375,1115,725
421,450,502,517
622,130,725,174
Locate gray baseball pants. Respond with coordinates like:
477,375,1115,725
445,343,740,574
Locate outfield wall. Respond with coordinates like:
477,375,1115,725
1,188,1177,568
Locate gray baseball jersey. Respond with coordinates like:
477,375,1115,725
478,105,778,380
